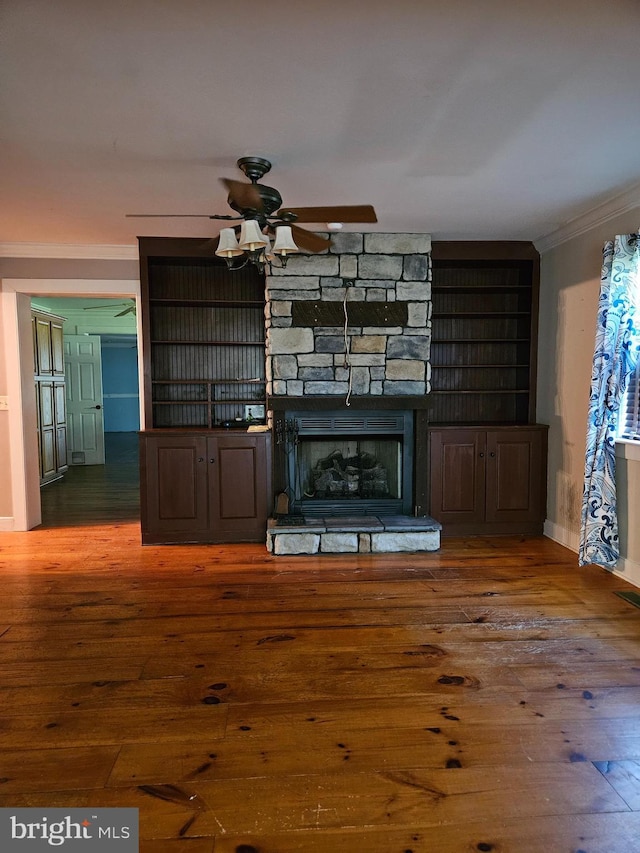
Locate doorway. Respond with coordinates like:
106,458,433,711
31,297,141,527
1,279,142,530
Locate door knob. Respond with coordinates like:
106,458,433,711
90,405,101,410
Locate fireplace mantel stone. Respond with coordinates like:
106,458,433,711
265,232,432,402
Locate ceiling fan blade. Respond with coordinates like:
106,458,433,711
115,307,135,317
280,205,377,224
290,225,332,254
220,178,263,211
125,213,215,218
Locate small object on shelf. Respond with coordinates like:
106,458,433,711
245,403,266,421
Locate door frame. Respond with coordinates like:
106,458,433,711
1,279,142,530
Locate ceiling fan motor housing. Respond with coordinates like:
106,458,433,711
236,156,272,182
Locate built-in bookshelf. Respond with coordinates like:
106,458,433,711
139,240,266,428
429,243,539,425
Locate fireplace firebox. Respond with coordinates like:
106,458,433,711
278,410,413,516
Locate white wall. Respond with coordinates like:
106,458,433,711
538,212,640,587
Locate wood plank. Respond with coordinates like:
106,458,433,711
214,812,640,853
1,511,640,848
592,760,640,809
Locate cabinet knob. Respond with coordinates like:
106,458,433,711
479,452,485,458
209,458,215,463
490,452,496,457
198,457,204,462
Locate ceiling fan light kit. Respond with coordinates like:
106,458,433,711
215,222,299,272
128,156,377,274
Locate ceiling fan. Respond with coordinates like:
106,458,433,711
83,301,136,317
127,156,377,267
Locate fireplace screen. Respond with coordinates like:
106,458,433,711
281,410,413,516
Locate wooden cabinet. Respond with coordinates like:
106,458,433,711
426,243,546,535
137,238,271,545
428,425,547,535
139,429,272,545
32,309,68,485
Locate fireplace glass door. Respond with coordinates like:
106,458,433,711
283,410,413,517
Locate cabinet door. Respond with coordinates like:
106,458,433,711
51,322,65,376
485,429,544,524
140,434,209,542
208,433,270,543
54,382,68,473
429,429,486,525
35,318,53,375
38,382,57,481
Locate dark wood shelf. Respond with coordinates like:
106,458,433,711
430,389,529,395
152,399,267,406
431,338,531,344
432,285,532,293
433,312,531,319
150,340,265,346
429,242,539,427
433,363,530,369
152,378,264,385
149,298,265,308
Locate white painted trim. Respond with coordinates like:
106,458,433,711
607,555,640,590
0,242,138,260
616,439,640,462
543,519,580,553
534,181,640,253
0,518,15,531
544,518,640,590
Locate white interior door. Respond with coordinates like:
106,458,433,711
64,334,105,465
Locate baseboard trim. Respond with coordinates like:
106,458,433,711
544,519,640,590
0,517,15,531
544,520,579,553
610,555,640,590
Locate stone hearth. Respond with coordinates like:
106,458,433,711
267,515,441,556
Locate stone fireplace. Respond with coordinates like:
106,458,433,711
264,232,441,554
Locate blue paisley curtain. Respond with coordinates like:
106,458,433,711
579,233,640,567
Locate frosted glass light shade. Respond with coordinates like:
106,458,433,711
215,228,243,258
272,225,299,257
239,220,267,251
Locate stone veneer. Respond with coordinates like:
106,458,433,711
265,233,432,398
264,232,440,555
266,516,442,556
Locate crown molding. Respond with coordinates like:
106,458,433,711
534,181,640,253
0,242,138,260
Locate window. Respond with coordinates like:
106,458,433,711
618,263,640,442
619,360,640,441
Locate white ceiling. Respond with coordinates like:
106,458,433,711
2,0,640,249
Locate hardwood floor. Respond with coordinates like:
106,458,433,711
1,517,640,850
39,431,140,527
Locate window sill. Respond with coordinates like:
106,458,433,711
616,439,640,462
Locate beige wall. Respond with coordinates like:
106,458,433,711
538,211,640,586
0,296,12,518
